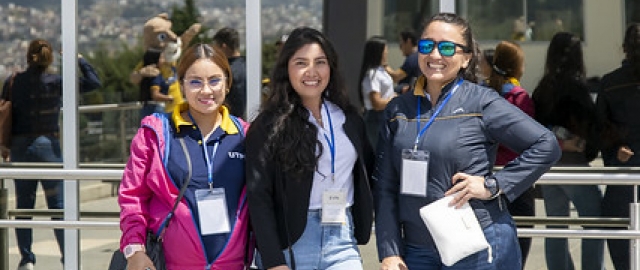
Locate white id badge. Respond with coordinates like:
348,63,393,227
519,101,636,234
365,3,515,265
401,149,429,197
321,190,347,225
195,188,231,235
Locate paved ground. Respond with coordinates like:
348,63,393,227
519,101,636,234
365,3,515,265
4,181,617,270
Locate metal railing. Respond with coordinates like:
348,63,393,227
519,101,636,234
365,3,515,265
76,102,142,163
0,167,638,269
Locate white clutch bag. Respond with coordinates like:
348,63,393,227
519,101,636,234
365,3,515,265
419,194,492,266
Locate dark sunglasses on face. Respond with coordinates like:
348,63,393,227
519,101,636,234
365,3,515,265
418,39,470,57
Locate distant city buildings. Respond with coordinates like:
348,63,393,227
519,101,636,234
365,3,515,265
0,0,322,77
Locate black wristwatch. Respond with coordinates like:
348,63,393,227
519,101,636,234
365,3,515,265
484,176,500,199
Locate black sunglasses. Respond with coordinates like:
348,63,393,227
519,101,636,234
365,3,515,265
418,39,470,57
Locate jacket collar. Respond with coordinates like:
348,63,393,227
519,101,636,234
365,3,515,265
171,103,239,135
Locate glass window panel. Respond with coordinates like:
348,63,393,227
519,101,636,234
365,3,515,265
383,0,436,40
626,0,640,25
382,0,584,42
459,0,584,41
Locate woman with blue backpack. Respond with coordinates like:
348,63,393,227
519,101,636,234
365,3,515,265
118,43,252,270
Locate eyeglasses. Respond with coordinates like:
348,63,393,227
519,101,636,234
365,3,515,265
417,39,470,57
183,77,226,91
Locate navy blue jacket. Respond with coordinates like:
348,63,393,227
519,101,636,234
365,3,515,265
597,62,640,166
2,58,101,137
374,78,560,259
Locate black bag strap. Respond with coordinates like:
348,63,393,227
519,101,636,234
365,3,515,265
156,137,191,240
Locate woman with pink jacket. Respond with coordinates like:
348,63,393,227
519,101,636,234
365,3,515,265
118,43,252,270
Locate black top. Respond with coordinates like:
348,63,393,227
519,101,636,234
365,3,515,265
245,109,374,269
597,61,640,166
2,58,101,137
227,56,247,118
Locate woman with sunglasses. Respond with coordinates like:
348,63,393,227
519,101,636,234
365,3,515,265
246,27,374,270
118,43,252,270
374,13,560,270
358,36,397,147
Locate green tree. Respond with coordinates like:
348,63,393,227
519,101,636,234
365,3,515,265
85,42,144,103
171,0,212,45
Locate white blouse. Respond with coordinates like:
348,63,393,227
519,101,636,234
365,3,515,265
361,66,394,110
307,101,357,209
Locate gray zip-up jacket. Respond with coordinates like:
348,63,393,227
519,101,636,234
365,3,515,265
374,78,560,260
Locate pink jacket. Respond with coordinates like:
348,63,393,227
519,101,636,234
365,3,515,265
495,85,536,165
118,113,252,270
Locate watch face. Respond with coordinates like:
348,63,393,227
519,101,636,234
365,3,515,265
485,178,498,194
487,178,496,187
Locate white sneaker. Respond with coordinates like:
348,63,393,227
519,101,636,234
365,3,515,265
17,262,34,270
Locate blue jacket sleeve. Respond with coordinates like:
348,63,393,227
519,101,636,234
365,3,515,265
78,57,101,92
482,94,561,201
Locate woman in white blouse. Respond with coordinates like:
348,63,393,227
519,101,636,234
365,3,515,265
358,36,396,147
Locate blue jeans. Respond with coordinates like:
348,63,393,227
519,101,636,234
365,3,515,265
258,209,363,270
404,208,521,270
11,135,64,265
542,184,604,270
602,185,637,270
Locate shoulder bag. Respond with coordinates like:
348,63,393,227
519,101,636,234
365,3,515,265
108,137,193,270
0,73,16,160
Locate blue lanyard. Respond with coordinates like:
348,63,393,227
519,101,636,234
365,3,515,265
321,102,336,180
203,140,220,189
189,112,221,189
414,79,463,150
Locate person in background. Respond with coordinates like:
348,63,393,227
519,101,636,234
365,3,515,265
0,38,101,270
119,43,252,270
486,40,536,269
386,30,422,93
358,36,396,147
478,48,495,84
213,27,247,119
374,13,560,270
531,32,603,270
139,50,175,119
246,27,374,270
597,23,640,270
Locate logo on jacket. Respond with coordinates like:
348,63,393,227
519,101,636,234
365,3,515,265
452,107,465,114
228,152,245,159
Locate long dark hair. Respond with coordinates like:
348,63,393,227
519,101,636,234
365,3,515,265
421,13,479,83
533,32,585,126
623,23,640,79
260,27,354,179
532,32,599,161
357,36,386,108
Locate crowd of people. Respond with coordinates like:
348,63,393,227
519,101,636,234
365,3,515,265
2,11,640,270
